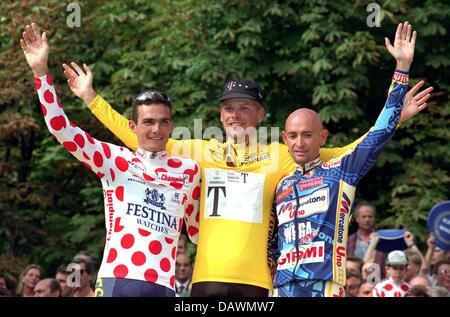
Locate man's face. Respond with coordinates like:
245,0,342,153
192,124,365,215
346,260,362,276
386,264,408,283
282,111,328,165
345,276,361,297
175,254,192,283
355,206,375,231
220,98,265,142
130,104,173,152
75,263,92,288
357,283,374,297
55,272,73,297
431,248,448,265
435,263,450,291
33,279,58,297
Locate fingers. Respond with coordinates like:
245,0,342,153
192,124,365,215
416,93,432,106
26,24,36,42
83,63,92,75
402,21,409,41
411,31,417,45
22,30,31,46
408,80,426,95
71,61,85,76
395,23,402,41
384,37,393,51
62,63,78,79
31,23,41,43
19,39,27,50
415,86,434,100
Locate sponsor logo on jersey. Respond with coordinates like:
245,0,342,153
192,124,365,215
277,188,329,224
105,189,115,241
157,172,189,184
277,241,325,269
144,188,166,210
276,187,292,202
322,159,341,169
299,177,324,190
204,168,264,223
332,180,355,286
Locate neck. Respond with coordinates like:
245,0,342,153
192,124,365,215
74,285,92,297
22,286,34,297
295,155,322,174
358,228,373,238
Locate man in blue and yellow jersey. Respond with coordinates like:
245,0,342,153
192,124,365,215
62,47,427,296
271,22,433,297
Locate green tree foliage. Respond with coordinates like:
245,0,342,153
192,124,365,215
0,0,448,276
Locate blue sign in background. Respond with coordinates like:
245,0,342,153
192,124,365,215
428,201,450,251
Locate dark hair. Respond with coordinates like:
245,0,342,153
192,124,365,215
405,285,430,297
71,258,95,275
0,272,14,291
131,91,172,122
354,201,376,217
56,264,68,275
433,259,450,275
48,278,62,296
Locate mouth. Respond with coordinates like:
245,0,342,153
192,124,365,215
228,122,245,128
147,136,164,141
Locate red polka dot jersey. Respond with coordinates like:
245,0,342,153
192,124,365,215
373,278,410,297
36,74,201,290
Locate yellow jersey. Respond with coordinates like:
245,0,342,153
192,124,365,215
88,95,363,289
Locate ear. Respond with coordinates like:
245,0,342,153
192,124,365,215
281,130,288,144
320,129,329,146
129,120,137,133
257,107,266,124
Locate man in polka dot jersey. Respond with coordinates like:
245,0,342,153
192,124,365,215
20,23,201,297
373,250,411,297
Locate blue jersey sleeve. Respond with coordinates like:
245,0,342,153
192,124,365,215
339,70,409,185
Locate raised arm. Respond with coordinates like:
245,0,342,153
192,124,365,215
21,23,118,178
63,62,138,150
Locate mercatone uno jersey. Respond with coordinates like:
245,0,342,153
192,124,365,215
272,70,408,289
87,90,367,290
36,74,201,291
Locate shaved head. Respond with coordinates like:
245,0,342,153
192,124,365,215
282,108,328,165
285,108,323,131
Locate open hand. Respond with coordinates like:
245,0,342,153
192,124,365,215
20,23,49,76
400,80,434,123
385,22,416,72
63,62,97,105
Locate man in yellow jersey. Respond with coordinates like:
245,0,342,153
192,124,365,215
62,60,426,296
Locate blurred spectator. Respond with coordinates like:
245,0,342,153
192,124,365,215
373,250,410,297
0,272,14,296
345,272,362,297
70,258,95,297
55,264,74,297
427,286,449,297
423,233,449,275
346,256,364,276
357,282,374,297
364,229,419,281
404,285,430,297
177,233,188,256
16,264,43,297
409,275,432,288
348,201,376,260
404,249,423,282
72,250,94,262
33,278,62,297
175,253,193,297
432,260,450,294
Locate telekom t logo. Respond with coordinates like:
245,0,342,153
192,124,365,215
227,81,236,91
